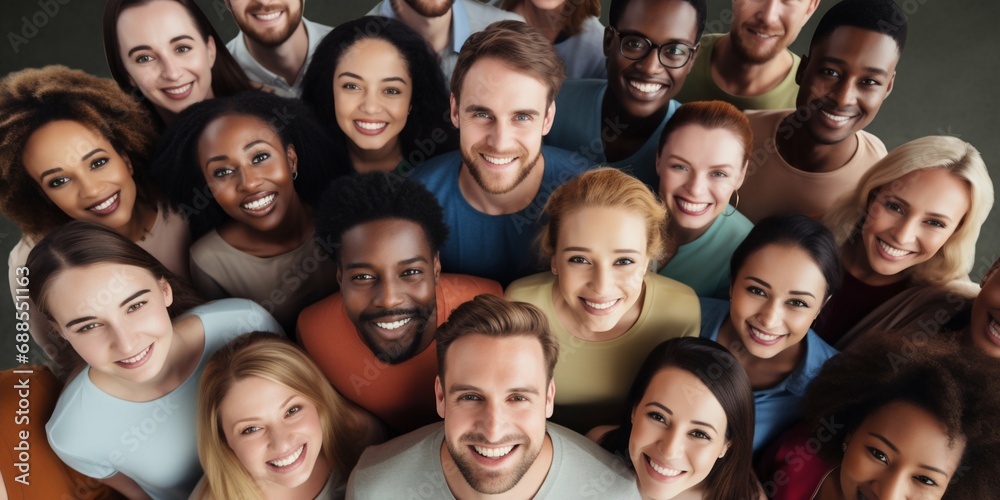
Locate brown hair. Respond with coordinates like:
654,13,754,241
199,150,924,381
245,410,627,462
499,0,601,37
657,100,753,164
450,20,566,106
0,65,159,238
436,295,559,382
538,167,668,267
198,333,366,500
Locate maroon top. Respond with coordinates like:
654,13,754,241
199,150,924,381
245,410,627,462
814,270,909,345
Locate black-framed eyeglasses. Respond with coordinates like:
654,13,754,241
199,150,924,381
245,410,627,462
610,27,699,69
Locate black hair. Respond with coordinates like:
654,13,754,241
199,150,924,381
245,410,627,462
609,0,708,40
150,90,350,238
301,16,458,172
600,338,758,500
316,172,448,261
810,0,908,55
729,214,842,298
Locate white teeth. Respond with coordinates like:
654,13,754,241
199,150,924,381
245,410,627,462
268,445,303,467
482,154,515,165
242,194,276,210
750,326,781,342
628,81,663,93
584,299,617,310
988,317,1000,341
90,193,118,211
878,239,912,258
821,111,851,123
356,121,388,131
648,457,682,477
474,445,514,458
677,199,709,213
375,318,412,330
120,345,151,365
750,30,776,39
254,11,282,21
164,83,192,95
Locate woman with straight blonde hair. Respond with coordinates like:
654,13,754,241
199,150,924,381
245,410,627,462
506,167,700,433
194,333,382,500
817,135,994,348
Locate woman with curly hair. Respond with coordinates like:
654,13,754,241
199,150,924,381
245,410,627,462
193,333,383,499
0,65,190,368
758,333,1000,499
816,136,994,348
301,16,457,174
151,90,349,332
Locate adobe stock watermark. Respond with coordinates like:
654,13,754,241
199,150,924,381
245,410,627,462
7,0,72,55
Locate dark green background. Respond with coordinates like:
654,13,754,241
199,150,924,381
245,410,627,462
2,0,998,369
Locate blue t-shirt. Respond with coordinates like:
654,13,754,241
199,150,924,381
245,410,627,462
410,147,586,286
659,208,753,300
698,297,838,455
544,79,681,187
45,299,283,500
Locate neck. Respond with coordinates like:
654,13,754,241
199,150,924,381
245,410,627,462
457,154,546,216
260,453,332,500
392,0,453,54
712,34,793,96
514,2,564,43
348,138,403,173
777,115,860,173
245,21,310,86
551,276,646,342
716,316,803,391
601,91,667,142
441,432,553,499
119,200,156,242
670,219,712,247
841,240,906,287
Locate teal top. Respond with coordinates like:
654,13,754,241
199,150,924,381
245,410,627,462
659,207,753,299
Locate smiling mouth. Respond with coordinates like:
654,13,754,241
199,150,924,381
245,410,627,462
646,455,685,478
472,444,516,459
252,10,284,22
241,192,277,216
355,120,388,131
481,153,517,166
88,191,120,214
117,343,153,367
877,238,914,259
375,317,412,330
747,28,781,39
748,324,785,345
163,83,193,96
268,444,304,468
628,80,664,94
675,197,710,215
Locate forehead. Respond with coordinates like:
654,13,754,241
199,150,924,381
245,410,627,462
338,38,408,75
557,206,648,247
882,169,970,213
661,125,746,163
444,334,547,389
46,263,160,319
643,366,727,424
857,400,965,468
117,0,201,43
220,376,297,420
23,120,111,167
808,26,900,71
616,0,699,44
199,114,280,151
339,218,433,263
458,57,549,109
739,244,827,289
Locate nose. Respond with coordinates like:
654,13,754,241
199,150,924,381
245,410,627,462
373,279,404,310
756,0,781,25
588,264,615,295
159,55,182,82
757,299,781,328
268,423,295,452
359,88,381,114
634,46,666,75
828,79,858,109
237,166,263,192
108,322,139,357
480,400,506,441
889,216,920,246
872,468,911,500
77,174,104,199
656,426,685,460
485,119,514,153
685,172,708,196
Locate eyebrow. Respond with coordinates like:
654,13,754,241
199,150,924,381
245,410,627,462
884,194,955,222
562,246,642,254
39,148,108,181
127,35,196,57
231,395,297,429
820,56,890,76
64,289,151,328
204,140,270,167
119,289,150,308
616,29,694,46
868,433,951,477
449,384,540,395
344,255,427,271
645,402,719,432
336,71,409,85
662,153,737,170
746,276,816,299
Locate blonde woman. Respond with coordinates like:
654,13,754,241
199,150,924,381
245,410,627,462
817,136,994,348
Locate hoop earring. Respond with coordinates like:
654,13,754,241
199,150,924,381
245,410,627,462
723,190,739,217
292,171,298,181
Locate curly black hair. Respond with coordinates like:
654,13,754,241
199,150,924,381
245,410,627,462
316,172,448,261
301,16,457,172
802,333,1000,498
150,90,351,238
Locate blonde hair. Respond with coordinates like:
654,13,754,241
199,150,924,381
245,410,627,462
539,167,669,268
197,333,364,500
824,136,994,285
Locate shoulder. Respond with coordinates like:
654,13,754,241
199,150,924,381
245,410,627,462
410,152,461,187
190,230,228,259
461,0,523,22
506,272,555,300
440,274,503,299
646,273,698,299
546,423,637,497
351,423,444,488
857,129,888,155
185,298,283,337
302,18,334,38
541,147,589,177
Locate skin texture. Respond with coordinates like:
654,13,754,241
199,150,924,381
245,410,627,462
550,206,649,341
656,124,748,246
629,367,730,500
218,376,330,498
850,169,970,287
402,0,453,18
21,120,143,238
452,57,555,214
116,0,217,122
226,0,303,47
338,218,440,364
436,334,556,497
823,401,964,500
729,0,819,65
969,265,1000,358
333,38,412,173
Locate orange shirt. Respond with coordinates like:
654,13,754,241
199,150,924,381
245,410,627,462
298,274,501,434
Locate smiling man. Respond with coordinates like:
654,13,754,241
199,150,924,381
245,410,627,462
543,0,707,188
297,173,501,435
224,0,332,96
410,21,586,286
676,0,820,110
347,295,638,499
738,0,907,223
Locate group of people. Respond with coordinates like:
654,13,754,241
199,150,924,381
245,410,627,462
1,0,998,498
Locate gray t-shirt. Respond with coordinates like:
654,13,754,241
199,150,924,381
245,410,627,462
347,422,639,499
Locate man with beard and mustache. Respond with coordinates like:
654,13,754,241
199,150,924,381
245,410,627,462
738,0,906,223
224,0,332,97
298,173,502,435
347,295,639,499
676,0,820,110
544,0,707,188
410,21,586,287
368,0,523,83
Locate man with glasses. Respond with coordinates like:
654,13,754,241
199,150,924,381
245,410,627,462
544,0,707,187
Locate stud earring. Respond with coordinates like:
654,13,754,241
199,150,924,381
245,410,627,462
842,442,847,452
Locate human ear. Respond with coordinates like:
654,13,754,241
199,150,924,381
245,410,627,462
545,379,555,418
450,93,460,129
885,71,896,99
285,144,298,175
159,277,173,308
719,439,731,459
795,54,808,85
206,35,217,69
435,375,446,418
541,101,556,136
433,252,441,281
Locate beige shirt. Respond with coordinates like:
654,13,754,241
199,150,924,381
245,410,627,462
739,109,888,223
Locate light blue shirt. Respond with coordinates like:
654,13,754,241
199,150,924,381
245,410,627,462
369,0,523,84
45,299,283,500
659,207,753,300
544,79,681,187
226,17,333,97
699,297,838,455
410,146,586,286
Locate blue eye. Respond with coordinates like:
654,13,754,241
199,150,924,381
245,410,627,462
241,426,261,435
